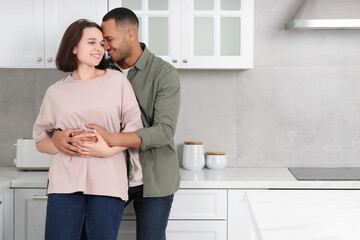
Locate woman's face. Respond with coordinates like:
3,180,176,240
73,27,105,67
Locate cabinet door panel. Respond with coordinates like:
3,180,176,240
246,190,360,240
45,0,108,68
0,0,44,67
15,189,47,240
122,189,227,220
118,220,227,240
182,0,253,69
0,192,4,240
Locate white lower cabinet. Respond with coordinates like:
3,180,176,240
228,190,261,240
14,189,47,240
0,191,4,240
118,220,227,240
118,189,228,240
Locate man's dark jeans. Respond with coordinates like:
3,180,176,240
127,185,174,240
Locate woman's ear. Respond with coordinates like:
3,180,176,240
73,47,77,54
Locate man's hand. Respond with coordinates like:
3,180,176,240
52,129,84,156
71,129,98,143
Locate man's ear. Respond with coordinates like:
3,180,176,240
128,29,136,40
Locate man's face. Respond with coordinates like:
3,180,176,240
101,19,130,64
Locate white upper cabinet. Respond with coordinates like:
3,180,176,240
0,0,107,68
0,0,44,68
109,0,253,69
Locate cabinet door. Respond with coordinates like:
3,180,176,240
228,190,261,240
118,220,227,240
45,0,108,67
0,192,4,240
4,189,14,240
182,0,253,69
14,189,47,240
109,0,181,68
0,0,44,67
245,190,360,240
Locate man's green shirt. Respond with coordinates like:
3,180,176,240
107,43,181,197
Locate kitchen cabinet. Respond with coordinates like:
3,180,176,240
0,0,107,68
228,190,260,240
14,189,47,240
118,189,228,239
0,189,14,240
245,190,360,240
0,191,4,240
109,0,253,69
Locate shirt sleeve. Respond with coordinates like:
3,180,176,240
136,67,181,151
120,78,143,133
32,89,55,142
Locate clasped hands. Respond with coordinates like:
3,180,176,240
52,124,113,158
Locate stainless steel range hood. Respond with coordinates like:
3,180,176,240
285,0,360,30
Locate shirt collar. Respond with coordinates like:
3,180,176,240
133,42,149,71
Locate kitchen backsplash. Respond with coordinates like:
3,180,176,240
1,0,360,167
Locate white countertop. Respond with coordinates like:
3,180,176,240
1,167,360,189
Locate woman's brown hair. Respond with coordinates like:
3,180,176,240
56,19,105,72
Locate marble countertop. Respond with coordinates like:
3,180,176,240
1,167,360,189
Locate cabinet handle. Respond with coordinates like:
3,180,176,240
36,57,42,62
47,58,53,62
33,195,48,200
182,59,188,63
0,201,2,205
172,59,178,63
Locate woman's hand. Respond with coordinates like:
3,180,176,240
76,130,127,158
85,123,112,146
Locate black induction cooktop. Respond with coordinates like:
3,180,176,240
288,167,360,181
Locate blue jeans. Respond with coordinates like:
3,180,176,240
127,185,174,240
45,192,125,240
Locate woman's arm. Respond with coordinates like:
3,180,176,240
36,137,60,155
76,130,127,158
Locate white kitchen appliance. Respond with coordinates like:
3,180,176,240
14,138,52,170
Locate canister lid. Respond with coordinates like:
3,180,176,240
184,141,203,145
207,152,226,155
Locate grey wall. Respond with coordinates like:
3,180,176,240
1,0,360,167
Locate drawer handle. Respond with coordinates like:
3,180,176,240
0,201,2,205
33,195,48,200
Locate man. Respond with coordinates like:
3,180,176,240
51,7,181,240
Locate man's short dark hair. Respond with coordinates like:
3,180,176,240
56,19,105,72
103,7,139,28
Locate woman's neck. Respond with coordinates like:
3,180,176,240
72,65,104,81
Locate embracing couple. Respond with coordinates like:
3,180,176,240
33,7,181,240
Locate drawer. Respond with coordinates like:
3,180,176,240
123,189,227,220
118,220,227,240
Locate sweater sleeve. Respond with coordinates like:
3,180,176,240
32,89,56,142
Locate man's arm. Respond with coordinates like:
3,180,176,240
135,67,180,150
82,126,141,148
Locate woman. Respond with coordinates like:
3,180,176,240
33,19,142,240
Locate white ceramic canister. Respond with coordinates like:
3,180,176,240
182,141,205,170
205,152,227,169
